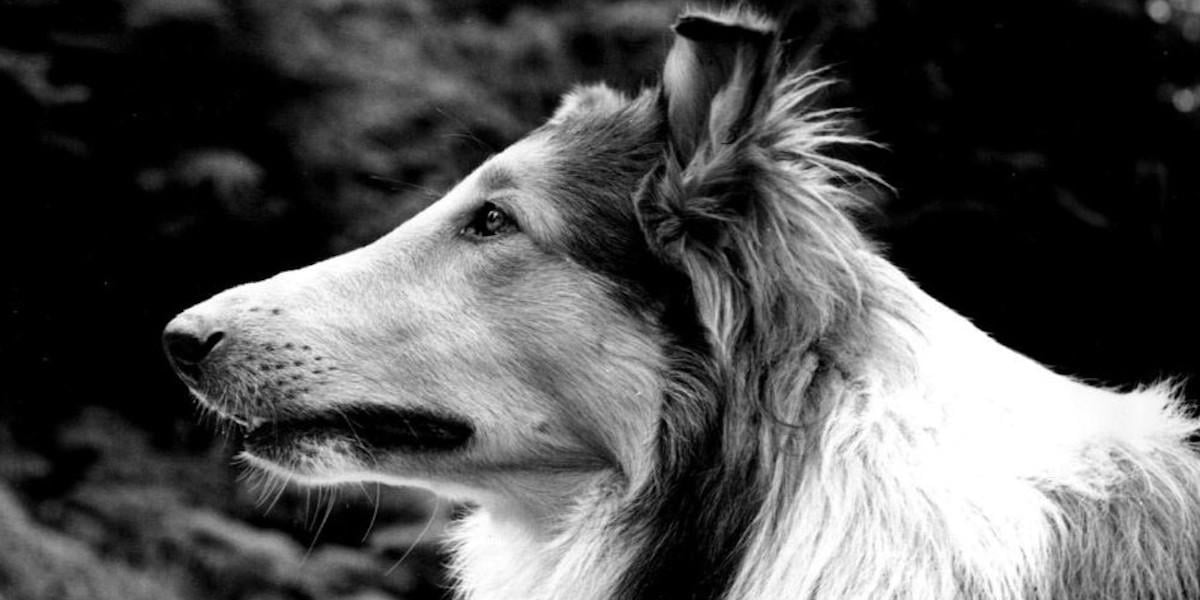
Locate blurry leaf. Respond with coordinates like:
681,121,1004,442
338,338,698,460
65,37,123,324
0,49,90,105
0,483,183,600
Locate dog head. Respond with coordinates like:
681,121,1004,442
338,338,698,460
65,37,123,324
164,9,870,512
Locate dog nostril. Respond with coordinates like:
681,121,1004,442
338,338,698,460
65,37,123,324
199,330,225,356
163,322,227,366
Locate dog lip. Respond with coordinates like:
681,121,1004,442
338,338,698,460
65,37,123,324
207,405,259,433
187,388,264,431
171,361,203,385
242,405,474,454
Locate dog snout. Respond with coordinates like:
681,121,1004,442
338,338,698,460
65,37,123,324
163,313,227,377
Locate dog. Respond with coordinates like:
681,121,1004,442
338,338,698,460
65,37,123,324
163,7,1200,600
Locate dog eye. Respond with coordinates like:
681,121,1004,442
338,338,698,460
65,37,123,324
463,202,516,238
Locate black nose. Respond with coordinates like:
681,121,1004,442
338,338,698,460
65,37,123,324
162,315,226,368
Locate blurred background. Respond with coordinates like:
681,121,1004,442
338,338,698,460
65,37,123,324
1,0,1197,598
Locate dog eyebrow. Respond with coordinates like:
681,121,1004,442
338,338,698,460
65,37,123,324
477,166,518,195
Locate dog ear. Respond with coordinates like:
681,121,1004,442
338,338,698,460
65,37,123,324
637,10,777,262
639,11,877,371
661,10,775,165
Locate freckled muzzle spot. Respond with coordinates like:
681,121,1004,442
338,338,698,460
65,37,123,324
185,333,340,419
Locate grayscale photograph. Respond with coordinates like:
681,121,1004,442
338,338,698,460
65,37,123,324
2,0,1198,598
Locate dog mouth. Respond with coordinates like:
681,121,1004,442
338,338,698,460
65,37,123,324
228,405,474,457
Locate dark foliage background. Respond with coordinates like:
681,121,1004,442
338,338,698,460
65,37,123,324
1,0,1197,598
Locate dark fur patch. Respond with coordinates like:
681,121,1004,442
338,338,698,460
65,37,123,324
537,91,679,316
542,88,766,600
615,382,766,600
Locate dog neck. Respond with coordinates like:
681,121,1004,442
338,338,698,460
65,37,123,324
445,257,1200,600
446,472,638,600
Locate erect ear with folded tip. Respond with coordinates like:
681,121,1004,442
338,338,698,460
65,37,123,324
636,10,778,262
662,10,776,165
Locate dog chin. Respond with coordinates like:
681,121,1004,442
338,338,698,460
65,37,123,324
238,445,323,482
237,442,470,498
236,441,369,485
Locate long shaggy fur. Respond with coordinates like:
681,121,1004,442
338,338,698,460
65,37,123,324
509,8,1200,600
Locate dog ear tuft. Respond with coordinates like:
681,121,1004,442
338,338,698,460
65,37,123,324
550,84,630,125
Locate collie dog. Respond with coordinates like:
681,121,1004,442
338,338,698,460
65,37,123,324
164,8,1200,599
